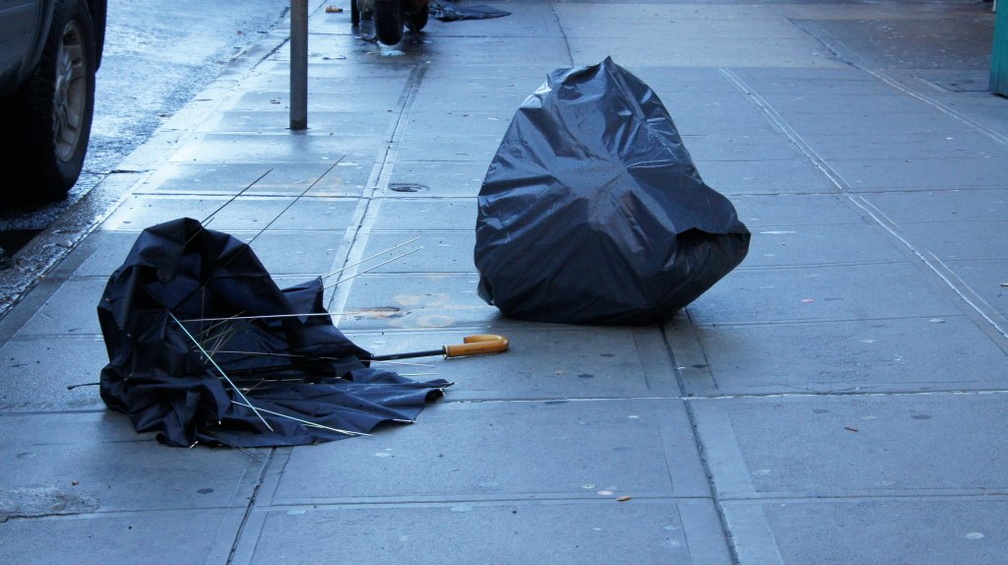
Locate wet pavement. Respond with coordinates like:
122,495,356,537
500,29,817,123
1,0,1006,563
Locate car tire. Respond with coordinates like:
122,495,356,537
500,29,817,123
374,0,403,46
1,0,97,203
408,5,428,33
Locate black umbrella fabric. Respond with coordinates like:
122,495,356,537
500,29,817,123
97,217,450,448
474,57,751,325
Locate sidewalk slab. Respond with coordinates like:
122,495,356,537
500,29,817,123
1,1,1007,563
240,498,731,564
670,314,1008,396
686,262,965,326
692,393,1008,498
726,498,1008,565
0,508,244,565
136,161,372,197
349,326,681,401
273,397,709,501
0,412,264,512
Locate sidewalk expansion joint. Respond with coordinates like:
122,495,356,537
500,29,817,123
226,448,276,565
681,388,1008,401
660,322,742,564
327,63,429,321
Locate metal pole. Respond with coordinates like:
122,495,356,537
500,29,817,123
290,0,308,130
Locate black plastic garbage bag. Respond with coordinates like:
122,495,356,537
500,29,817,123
474,57,750,325
97,217,450,448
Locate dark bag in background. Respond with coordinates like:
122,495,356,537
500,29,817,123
474,57,750,325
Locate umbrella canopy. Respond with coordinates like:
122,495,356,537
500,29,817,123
97,217,450,448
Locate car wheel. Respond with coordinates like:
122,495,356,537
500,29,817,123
3,0,97,203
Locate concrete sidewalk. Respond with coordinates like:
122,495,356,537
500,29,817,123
2,0,1007,562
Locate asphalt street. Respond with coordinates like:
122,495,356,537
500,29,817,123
0,0,288,264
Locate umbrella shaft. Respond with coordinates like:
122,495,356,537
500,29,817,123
368,348,445,361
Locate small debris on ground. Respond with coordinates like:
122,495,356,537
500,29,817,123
326,5,343,13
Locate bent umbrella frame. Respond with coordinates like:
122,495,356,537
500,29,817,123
96,217,506,448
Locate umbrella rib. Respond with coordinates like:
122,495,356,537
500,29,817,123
195,313,243,341
244,159,343,248
369,359,437,368
214,349,349,363
171,159,341,312
232,401,370,436
179,311,347,323
188,167,273,244
206,322,241,357
322,236,421,280
324,247,423,289
169,312,275,433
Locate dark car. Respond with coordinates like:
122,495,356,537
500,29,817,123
0,0,106,203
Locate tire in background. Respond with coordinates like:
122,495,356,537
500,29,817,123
1,0,97,203
374,0,403,46
408,4,428,33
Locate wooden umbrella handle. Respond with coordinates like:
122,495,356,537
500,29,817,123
443,334,509,358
